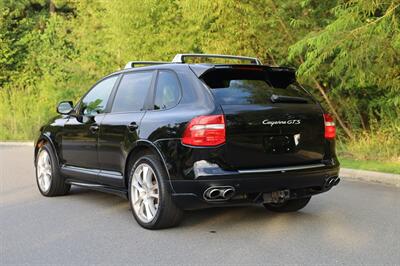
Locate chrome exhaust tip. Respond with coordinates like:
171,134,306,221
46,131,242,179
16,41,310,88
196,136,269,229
203,186,235,201
324,177,340,189
333,177,340,186
207,189,222,199
222,188,235,199
324,177,334,189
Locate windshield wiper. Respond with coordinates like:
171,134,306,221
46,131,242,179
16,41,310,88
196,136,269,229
270,94,308,104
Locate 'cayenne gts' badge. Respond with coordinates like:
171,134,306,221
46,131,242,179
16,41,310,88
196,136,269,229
262,119,301,127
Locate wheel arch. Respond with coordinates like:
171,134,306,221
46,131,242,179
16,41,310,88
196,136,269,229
34,133,60,166
124,140,171,188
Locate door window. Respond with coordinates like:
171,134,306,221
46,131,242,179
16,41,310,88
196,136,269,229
81,76,118,115
154,71,181,110
112,71,154,113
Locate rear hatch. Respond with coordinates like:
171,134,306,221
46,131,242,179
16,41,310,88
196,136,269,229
200,66,326,170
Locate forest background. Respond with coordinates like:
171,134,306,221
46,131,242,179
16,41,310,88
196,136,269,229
1,0,399,172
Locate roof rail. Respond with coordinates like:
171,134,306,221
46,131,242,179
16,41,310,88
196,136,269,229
172,53,262,65
124,54,262,69
124,61,168,69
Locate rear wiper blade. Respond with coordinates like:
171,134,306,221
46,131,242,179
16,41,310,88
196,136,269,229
270,94,308,104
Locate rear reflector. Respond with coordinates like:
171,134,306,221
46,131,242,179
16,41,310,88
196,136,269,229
323,114,336,139
182,115,226,146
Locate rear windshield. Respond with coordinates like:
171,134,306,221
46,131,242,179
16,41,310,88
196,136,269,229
201,69,313,105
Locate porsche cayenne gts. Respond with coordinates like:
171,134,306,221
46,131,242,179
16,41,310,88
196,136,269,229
34,54,340,229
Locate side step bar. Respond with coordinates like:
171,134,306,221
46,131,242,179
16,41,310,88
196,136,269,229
65,180,128,199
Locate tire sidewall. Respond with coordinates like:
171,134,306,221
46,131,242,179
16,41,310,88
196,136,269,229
128,155,168,229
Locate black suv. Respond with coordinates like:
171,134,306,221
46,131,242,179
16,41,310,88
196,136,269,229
34,54,340,229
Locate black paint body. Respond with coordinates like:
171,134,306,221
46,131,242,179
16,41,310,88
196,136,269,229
34,63,340,209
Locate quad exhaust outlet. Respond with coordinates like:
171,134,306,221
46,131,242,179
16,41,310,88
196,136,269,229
324,176,340,189
204,186,236,201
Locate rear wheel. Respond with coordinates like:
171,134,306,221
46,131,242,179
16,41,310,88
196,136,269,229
35,143,70,197
263,196,311,212
128,153,183,229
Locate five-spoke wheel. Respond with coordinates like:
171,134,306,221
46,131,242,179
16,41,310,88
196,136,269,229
128,154,183,229
36,149,52,193
35,143,70,197
131,163,160,223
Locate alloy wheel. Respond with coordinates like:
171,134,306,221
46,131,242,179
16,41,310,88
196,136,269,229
130,163,160,223
36,149,52,193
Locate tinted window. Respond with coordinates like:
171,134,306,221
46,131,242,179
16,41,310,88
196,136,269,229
202,69,312,105
112,71,154,113
154,71,181,110
81,76,118,115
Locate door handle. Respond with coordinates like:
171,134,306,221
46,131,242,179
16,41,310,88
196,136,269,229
89,124,99,134
127,122,138,132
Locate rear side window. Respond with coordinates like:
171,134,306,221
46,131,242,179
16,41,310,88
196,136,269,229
112,71,154,113
154,71,181,110
202,69,312,105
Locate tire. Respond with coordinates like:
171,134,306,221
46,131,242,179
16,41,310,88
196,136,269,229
263,196,311,212
128,153,183,229
35,143,70,197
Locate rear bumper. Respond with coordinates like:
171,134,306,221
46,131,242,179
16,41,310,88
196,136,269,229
170,163,340,210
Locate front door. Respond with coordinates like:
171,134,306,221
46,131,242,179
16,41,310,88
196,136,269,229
62,75,119,170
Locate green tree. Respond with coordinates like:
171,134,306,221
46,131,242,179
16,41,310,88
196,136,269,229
0,0,398,161
290,0,400,134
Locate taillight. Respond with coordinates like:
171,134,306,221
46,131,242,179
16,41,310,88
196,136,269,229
323,114,336,139
182,115,226,146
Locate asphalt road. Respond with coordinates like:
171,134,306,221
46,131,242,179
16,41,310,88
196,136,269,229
1,145,399,265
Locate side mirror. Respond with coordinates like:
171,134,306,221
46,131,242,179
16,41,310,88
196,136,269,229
57,101,74,115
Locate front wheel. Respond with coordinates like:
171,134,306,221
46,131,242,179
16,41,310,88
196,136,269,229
35,143,70,197
128,154,183,229
263,196,311,212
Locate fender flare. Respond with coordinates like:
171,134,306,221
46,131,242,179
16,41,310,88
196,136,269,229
126,139,171,180
129,139,171,179
34,132,60,166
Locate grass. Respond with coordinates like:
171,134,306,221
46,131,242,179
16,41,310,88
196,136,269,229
339,158,400,175
336,127,400,174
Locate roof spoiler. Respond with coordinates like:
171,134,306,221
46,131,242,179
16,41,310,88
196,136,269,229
189,64,296,80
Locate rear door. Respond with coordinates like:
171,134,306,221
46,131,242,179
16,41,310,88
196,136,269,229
201,67,325,170
98,70,155,182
